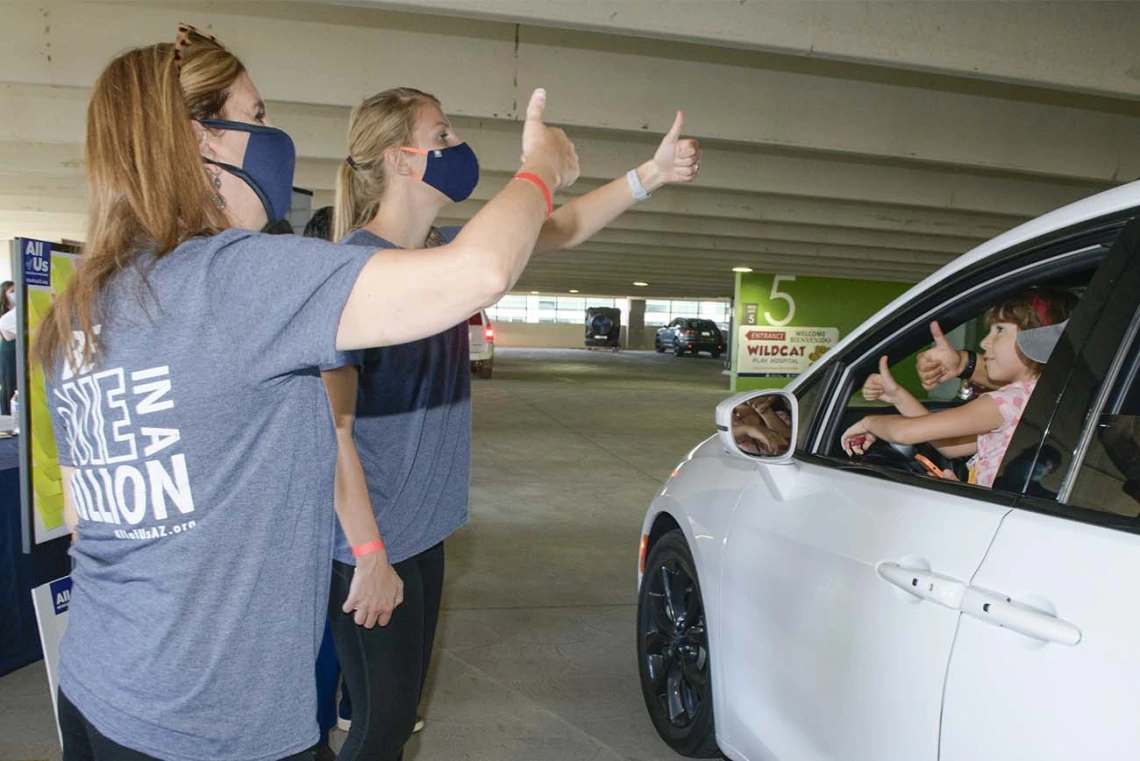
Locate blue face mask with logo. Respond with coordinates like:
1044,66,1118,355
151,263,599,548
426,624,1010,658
401,142,480,203
199,119,297,225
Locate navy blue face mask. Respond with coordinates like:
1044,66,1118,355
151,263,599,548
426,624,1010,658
401,142,480,203
199,119,296,224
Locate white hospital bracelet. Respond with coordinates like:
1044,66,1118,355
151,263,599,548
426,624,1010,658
626,169,651,201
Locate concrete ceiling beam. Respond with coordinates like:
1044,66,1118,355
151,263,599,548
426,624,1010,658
0,83,1105,219
345,0,1140,101
3,2,1137,180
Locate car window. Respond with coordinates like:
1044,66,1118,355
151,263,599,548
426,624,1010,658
1066,314,1140,517
815,252,1106,495
794,366,834,451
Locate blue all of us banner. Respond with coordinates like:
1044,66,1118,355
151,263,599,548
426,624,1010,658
23,238,52,288
49,576,72,615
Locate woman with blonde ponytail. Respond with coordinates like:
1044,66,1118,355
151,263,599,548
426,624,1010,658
326,87,702,760
38,24,579,761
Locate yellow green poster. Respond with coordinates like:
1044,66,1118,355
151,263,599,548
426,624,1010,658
16,238,80,546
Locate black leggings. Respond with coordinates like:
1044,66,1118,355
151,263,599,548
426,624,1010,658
58,690,313,761
329,542,445,761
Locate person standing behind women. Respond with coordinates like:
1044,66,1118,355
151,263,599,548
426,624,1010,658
35,24,578,761
0,281,16,415
331,87,701,761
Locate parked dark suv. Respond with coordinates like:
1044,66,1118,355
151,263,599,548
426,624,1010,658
655,318,725,357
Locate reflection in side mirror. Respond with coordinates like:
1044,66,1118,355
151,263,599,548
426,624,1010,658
715,390,798,463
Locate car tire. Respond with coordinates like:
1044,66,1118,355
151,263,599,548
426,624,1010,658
673,342,686,357
637,529,719,758
656,340,666,353
479,360,493,380
711,351,721,359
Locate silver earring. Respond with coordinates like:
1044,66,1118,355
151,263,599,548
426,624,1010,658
206,167,225,209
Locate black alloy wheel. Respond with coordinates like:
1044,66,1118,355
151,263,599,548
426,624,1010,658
637,530,719,757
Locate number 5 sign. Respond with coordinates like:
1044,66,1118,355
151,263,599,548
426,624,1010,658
763,275,796,327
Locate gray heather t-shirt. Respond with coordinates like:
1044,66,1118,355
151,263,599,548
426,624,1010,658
332,228,470,565
46,229,374,761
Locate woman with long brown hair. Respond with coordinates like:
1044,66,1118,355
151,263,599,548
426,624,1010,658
326,87,701,760
38,25,578,761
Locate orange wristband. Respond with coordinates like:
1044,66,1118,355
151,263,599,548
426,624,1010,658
513,172,553,216
351,538,385,558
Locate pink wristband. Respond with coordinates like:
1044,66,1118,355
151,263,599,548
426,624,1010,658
513,172,553,216
351,538,385,558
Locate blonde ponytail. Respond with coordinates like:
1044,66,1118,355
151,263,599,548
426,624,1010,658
334,88,441,243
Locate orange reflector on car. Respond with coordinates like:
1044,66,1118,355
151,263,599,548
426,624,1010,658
639,534,649,573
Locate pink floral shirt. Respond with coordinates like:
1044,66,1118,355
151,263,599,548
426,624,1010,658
968,379,1037,488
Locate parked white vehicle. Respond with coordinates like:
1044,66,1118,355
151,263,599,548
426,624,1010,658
469,310,495,379
637,179,1140,761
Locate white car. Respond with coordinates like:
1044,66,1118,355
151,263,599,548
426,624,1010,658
637,179,1140,761
469,310,495,379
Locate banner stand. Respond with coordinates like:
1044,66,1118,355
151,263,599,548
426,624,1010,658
31,574,72,749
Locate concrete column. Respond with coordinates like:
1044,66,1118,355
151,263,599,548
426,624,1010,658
627,298,647,350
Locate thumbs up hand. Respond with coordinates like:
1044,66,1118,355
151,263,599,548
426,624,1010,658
916,320,964,390
639,111,701,192
520,88,580,191
862,355,904,405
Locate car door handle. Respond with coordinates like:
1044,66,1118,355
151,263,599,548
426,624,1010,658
878,562,1081,646
959,587,1082,646
877,562,967,610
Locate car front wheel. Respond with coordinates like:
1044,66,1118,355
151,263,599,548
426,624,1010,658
637,529,718,757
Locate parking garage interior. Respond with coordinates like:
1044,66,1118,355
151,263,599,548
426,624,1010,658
1,2,1139,760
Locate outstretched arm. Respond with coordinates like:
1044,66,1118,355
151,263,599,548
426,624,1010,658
842,395,1001,458
534,111,700,255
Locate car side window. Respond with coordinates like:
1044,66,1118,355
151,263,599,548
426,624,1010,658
793,368,833,451
816,258,1105,494
1067,319,1140,517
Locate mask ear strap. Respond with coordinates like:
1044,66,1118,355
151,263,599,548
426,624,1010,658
397,147,427,181
203,158,274,223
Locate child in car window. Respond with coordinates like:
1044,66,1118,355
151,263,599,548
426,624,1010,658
842,290,1075,487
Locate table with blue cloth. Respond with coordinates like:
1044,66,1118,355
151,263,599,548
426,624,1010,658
0,435,70,677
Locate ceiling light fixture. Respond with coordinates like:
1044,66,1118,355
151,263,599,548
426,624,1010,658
633,281,649,287
732,266,754,273
530,290,540,294
569,289,580,293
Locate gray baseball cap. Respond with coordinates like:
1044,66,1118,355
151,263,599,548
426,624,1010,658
1017,320,1068,363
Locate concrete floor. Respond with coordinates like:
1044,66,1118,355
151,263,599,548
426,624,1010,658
0,348,731,761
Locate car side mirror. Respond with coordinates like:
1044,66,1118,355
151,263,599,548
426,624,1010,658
715,390,798,464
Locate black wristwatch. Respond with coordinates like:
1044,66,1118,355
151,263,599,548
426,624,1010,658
957,350,978,380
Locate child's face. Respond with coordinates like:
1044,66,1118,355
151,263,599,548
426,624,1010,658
980,321,1035,383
